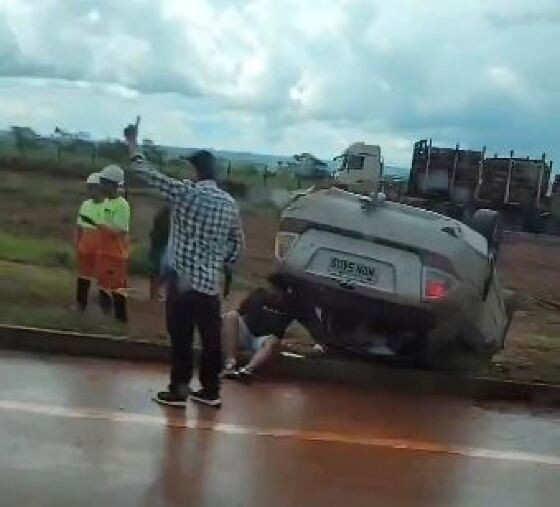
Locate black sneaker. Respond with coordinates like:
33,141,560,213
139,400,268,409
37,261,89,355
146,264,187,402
190,389,222,408
237,367,254,384
222,367,241,380
152,390,188,408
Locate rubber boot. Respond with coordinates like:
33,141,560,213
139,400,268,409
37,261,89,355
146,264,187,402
113,292,128,323
99,289,112,315
76,278,91,310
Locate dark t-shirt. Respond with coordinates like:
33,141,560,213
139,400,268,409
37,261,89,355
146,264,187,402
150,206,171,252
148,206,171,274
238,288,320,339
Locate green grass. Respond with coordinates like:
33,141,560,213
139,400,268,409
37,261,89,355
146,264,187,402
0,230,151,275
0,261,123,335
0,231,73,268
0,304,124,335
0,261,71,304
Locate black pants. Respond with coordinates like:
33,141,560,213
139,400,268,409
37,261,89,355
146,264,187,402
76,277,91,310
98,289,128,323
166,280,222,396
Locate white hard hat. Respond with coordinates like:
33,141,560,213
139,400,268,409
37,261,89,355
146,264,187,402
99,164,124,184
86,172,100,185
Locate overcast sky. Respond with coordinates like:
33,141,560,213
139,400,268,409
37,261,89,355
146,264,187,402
1,0,559,165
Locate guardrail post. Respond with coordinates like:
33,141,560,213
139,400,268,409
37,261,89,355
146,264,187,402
422,138,433,193
449,143,460,197
504,149,514,204
536,153,546,207
474,146,486,200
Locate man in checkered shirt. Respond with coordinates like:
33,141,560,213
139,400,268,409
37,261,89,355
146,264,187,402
124,118,244,408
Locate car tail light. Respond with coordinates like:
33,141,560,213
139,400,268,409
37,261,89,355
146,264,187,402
422,267,455,301
275,232,300,261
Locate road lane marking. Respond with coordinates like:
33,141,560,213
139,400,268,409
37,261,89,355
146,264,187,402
1,399,559,467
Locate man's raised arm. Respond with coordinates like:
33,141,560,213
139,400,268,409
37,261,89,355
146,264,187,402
123,116,191,204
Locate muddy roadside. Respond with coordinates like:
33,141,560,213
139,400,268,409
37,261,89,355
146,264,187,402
128,217,560,384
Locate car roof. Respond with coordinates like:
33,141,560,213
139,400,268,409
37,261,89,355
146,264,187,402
283,187,488,259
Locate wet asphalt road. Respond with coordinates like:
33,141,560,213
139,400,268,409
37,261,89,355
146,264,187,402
0,350,559,507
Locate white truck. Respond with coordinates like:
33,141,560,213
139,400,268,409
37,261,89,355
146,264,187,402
333,142,383,194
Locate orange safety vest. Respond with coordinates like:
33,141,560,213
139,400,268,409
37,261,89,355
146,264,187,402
76,199,103,279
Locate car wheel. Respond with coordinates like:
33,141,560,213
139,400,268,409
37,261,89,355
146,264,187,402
470,209,503,255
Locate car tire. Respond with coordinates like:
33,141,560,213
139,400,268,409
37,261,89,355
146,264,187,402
470,209,503,255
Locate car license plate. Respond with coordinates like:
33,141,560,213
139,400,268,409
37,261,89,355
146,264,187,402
328,256,378,285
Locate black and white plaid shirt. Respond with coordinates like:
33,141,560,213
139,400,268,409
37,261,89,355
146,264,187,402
129,154,244,296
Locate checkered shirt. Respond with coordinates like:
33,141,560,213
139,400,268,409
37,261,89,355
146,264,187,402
129,154,244,296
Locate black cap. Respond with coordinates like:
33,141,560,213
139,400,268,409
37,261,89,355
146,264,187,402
186,150,216,181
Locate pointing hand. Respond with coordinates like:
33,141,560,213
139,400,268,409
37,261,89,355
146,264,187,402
124,115,141,149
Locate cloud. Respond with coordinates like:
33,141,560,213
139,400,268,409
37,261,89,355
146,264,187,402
0,0,559,167
487,0,560,28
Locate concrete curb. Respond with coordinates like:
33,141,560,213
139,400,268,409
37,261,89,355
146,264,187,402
267,355,560,406
0,324,558,406
0,325,168,362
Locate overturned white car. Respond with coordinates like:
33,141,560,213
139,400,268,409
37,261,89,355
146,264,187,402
274,143,515,370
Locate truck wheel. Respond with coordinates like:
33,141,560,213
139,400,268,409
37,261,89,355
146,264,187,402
470,209,503,255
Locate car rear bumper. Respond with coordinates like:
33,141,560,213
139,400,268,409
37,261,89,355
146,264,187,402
280,272,436,335
280,270,500,356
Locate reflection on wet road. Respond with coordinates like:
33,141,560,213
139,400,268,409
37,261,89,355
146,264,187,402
0,350,558,507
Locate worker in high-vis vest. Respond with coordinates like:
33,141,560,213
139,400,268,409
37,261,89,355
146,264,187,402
75,172,104,310
97,164,130,323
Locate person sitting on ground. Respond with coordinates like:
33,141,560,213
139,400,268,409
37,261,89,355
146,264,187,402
221,274,323,382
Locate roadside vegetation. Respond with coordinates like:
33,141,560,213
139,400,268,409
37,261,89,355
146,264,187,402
0,131,304,338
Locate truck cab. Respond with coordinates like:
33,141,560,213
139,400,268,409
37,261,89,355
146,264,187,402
333,142,383,194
